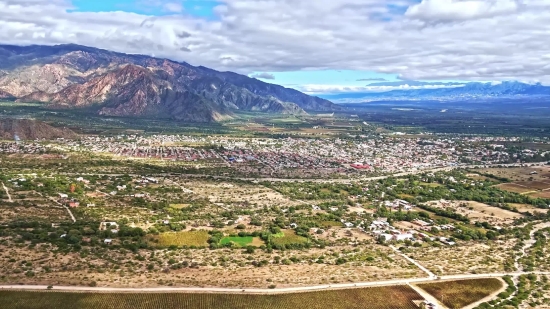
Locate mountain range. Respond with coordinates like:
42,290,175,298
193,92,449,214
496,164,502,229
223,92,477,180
321,81,550,103
0,44,339,122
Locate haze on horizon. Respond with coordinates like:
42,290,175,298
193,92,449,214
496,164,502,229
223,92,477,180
1,0,549,95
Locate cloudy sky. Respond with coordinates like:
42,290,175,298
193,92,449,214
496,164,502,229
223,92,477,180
1,0,550,95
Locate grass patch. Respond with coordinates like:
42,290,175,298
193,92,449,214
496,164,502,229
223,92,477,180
271,230,308,246
0,286,424,309
416,278,504,309
169,203,190,209
154,230,209,247
320,221,344,228
419,182,442,188
220,236,254,247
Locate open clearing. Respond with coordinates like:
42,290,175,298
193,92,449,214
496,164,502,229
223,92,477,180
425,200,522,226
272,230,309,246
479,167,550,182
0,286,424,309
410,240,516,276
416,278,504,309
529,191,550,199
496,183,536,194
509,203,547,214
219,236,264,247
152,230,210,247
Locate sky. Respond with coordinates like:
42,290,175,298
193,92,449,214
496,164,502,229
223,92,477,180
1,0,550,95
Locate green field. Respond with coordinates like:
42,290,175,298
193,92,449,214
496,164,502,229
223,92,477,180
153,230,209,247
0,286,423,309
416,278,504,309
271,230,309,246
220,236,253,246
169,203,190,209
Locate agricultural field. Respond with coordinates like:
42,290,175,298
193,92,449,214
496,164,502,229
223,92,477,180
152,231,210,247
480,167,550,197
0,285,424,309
181,180,301,209
219,236,264,247
508,203,547,215
416,278,504,309
424,200,523,226
478,167,550,183
271,230,309,247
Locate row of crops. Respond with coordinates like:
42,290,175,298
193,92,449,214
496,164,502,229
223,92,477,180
417,278,504,309
1,285,423,309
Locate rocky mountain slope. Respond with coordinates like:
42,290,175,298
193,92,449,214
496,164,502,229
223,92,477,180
0,44,339,121
0,118,78,140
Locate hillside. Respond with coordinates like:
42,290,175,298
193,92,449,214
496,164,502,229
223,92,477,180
0,44,339,122
0,118,78,140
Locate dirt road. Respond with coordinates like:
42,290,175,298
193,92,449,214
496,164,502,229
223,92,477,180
1,182,13,202
390,245,436,278
1,271,549,294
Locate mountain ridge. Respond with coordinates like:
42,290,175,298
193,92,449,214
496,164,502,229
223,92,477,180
322,81,550,103
0,44,339,122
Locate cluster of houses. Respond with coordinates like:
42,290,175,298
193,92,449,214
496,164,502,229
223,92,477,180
366,218,456,245
58,193,80,208
384,199,414,211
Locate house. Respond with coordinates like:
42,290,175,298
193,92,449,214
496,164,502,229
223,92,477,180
290,223,298,229
104,239,112,245
58,193,68,199
379,234,393,242
394,233,414,241
87,203,96,207
162,220,170,225
99,221,119,231
439,237,456,246
60,234,67,238
413,219,431,228
351,163,370,169
68,201,79,208
344,222,354,228
312,205,321,211
76,177,90,184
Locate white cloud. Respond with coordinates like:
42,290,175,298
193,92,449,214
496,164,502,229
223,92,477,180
163,2,183,13
1,0,550,87
299,83,466,95
250,72,275,79
405,0,521,21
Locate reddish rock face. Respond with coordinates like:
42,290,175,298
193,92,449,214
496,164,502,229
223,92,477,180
0,44,340,122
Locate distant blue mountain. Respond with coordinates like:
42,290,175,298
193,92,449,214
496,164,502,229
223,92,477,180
321,81,550,103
